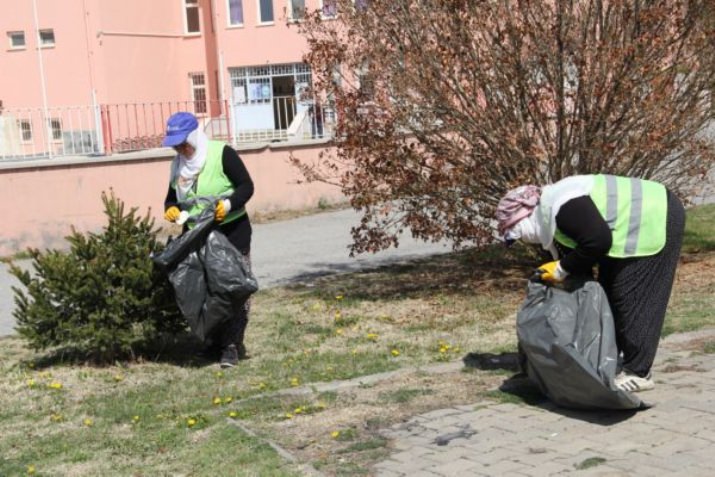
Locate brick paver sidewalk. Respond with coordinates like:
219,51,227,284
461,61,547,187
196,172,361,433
374,329,715,476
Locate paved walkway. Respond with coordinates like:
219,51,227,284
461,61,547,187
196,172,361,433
374,328,715,477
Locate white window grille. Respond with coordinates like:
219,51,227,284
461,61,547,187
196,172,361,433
190,72,207,114
321,0,337,18
18,119,32,142
258,0,274,23
48,118,62,142
38,29,55,47
288,0,305,20
8,31,25,49
228,0,244,26
184,0,201,34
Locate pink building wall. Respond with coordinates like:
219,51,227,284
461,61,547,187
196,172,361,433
0,144,343,256
1,0,324,109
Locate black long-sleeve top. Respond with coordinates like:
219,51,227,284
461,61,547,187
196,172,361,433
554,195,613,275
164,145,254,252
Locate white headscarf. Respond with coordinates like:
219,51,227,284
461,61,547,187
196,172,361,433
507,211,560,259
171,128,209,202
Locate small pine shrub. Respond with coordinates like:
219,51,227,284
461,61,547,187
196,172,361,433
10,191,184,363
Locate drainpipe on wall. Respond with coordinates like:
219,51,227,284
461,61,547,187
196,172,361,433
31,0,52,159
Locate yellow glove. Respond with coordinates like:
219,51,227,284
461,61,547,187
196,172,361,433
538,260,569,283
164,206,181,223
215,200,228,223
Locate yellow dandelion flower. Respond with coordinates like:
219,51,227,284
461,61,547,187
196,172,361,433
229,411,238,418
113,374,124,382
257,382,267,390
351,348,358,355
223,396,233,404
366,333,378,341
336,328,344,335
132,415,140,423
439,347,447,354
294,407,303,414
27,465,36,475
26,379,36,388
187,418,197,427
311,302,322,311
334,310,342,320
83,418,93,427
290,377,300,387
285,413,293,419
215,371,224,378
391,349,400,357
212,397,222,405
335,294,344,300
453,347,461,353
48,382,63,390
50,413,63,422
331,431,340,439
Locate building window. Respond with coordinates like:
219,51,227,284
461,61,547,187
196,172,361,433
48,118,62,141
185,0,201,34
321,0,337,18
190,72,207,114
18,120,32,142
258,0,274,23
8,31,26,49
38,29,55,47
228,0,243,25
289,0,305,20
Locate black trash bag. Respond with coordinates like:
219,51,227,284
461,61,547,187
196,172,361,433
201,230,259,300
154,205,259,343
152,209,215,272
516,278,646,410
167,250,211,340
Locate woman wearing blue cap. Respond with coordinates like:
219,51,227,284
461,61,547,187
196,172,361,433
162,112,254,368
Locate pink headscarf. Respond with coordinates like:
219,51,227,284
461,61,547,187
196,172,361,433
496,185,541,236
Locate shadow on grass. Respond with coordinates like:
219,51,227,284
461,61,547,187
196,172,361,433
286,244,544,301
21,332,220,370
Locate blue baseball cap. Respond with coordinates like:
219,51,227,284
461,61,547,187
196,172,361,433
162,112,199,147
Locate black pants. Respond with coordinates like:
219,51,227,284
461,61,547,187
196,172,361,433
598,191,685,377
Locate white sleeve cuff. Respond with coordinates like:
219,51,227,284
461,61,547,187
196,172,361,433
222,199,232,214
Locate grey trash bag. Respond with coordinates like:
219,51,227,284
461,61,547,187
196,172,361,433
516,278,646,410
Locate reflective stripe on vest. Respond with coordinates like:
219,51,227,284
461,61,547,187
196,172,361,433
553,174,667,258
172,140,246,228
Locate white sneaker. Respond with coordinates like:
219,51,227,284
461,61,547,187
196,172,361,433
614,370,655,392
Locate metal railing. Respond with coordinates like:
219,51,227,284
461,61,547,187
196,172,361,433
0,98,334,161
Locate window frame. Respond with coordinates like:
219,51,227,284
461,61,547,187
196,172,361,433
38,29,55,48
257,0,275,25
48,118,62,143
320,0,337,19
190,72,208,115
8,31,26,50
183,0,201,35
18,119,33,143
227,0,244,27
287,0,306,22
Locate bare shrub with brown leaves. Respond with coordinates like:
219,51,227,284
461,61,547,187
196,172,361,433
293,0,715,254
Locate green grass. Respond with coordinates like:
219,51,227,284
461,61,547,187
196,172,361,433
575,457,607,470
682,204,715,253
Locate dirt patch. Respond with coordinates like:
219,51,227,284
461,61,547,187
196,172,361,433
245,367,507,474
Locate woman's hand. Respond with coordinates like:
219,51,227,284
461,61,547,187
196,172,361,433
538,261,569,283
164,206,181,222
